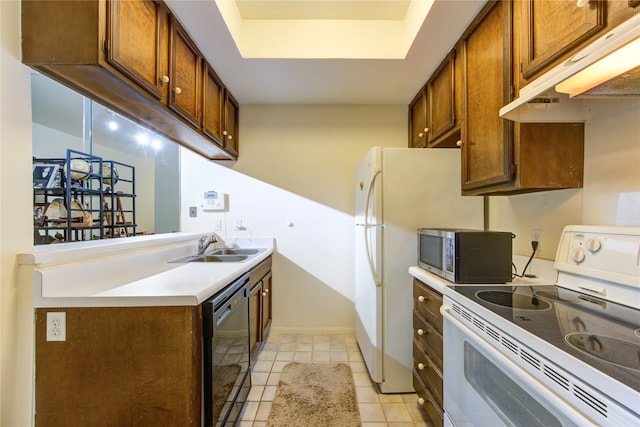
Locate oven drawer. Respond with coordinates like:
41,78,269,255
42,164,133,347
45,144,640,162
413,371,443,427
413,312,443,370
413,279,443,334
413,340,443,407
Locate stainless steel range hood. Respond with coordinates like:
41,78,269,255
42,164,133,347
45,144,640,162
500,13,640,123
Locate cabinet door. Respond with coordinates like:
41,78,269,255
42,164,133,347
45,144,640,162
261,272,272,337
249,284,261,361
427,52,455,144
462,0,514,192
408,88,427,148
169,18,201,127
107,0,167,100
202,63,224,147
521,0,605,79
223,91,239,156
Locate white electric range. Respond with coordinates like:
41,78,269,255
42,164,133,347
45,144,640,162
441,225,639,427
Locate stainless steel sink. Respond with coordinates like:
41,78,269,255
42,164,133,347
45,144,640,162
209,248,263,255
168,248,267,263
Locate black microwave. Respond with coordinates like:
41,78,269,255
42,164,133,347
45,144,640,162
418,228,512,283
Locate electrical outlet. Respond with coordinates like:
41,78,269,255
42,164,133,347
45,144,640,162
46,312,66,342
214,219,222,231
189,206,197,218
531,229,543,252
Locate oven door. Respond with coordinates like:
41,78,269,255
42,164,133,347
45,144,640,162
441,303,597,427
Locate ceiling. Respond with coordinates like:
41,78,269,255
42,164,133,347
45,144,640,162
164,0,487,104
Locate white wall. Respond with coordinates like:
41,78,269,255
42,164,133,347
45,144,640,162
180,105,407,333
489,98,640,260
1,1,36,425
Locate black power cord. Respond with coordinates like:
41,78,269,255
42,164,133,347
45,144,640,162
512,240,539,279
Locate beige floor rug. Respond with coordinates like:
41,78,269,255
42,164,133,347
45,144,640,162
267,362,362,427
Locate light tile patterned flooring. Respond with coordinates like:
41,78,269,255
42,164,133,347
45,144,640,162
238,333,432,426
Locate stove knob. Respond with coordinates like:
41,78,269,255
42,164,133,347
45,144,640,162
572,248,586,263
586,238,602,252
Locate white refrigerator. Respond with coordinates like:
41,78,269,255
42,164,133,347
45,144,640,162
354,147,484,393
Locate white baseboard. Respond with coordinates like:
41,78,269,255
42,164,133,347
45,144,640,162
270,326,356,336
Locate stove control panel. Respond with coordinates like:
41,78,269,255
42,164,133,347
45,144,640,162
555,225,640,306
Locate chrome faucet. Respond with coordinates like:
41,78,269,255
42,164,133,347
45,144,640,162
198,234,218,255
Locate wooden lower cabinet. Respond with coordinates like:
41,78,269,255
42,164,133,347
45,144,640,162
249,256,273,363
412,278,444,427
34,306,202,427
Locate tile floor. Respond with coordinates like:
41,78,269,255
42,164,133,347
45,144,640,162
238,333,432,426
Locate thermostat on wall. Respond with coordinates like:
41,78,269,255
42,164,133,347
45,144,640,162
200,191,226,211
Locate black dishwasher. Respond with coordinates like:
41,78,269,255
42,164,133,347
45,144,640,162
202,272,251,426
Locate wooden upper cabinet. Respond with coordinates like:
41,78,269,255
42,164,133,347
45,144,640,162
169,18,202,128
427,50,458,147
461,1,514,192
521,0,605,79
459,0,584,195
22,0,237,160
408,49,462,149
223,91,239,156
409,88,428,148
202,63,224,147
106,0,168,100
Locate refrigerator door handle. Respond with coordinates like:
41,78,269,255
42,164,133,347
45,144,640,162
363,167,382,286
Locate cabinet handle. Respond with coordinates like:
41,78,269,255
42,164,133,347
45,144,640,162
417,328,425,336
417,397,425,405
576,0,589,7
456,140,463,147
262,291,267,297
418,295,426,303
173,87,182,94
160,75,169,83
417,362,425,370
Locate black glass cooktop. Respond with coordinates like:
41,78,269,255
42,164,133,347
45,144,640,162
451,284,640,392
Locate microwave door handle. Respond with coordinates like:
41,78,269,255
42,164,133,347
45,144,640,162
440,305,599,427
364,168,382,286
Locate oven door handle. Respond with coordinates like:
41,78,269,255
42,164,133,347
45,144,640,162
440,304,599,427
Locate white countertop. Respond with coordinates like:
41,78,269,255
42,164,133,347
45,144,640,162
409,254,558,297
22,234,275,308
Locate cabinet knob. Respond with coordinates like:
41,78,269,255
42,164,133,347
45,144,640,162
223,130,228,136
417,362,425,370
160,75,169,83
456,140,463,147
262,291,267,297
424,127,429,133
418,295,426,303
264,288,270,294
173,87,182,94
418,132,424,138
227,134,233,140
417,328,425,336
417,397,425,405
576,0,589,7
